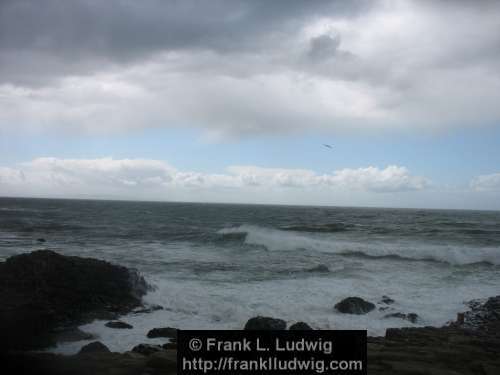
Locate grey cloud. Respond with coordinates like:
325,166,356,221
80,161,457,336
308,33,341,61
0,0,373,86
1,0,500,138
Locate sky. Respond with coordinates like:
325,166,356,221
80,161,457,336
1,0,500,209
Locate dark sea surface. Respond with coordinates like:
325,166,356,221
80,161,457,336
1,197,499,353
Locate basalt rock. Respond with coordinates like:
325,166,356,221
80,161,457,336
78,341,110,354
0,250,149,351
131,344,163,356
289,322,313,330
147,327,178,339
335,297,375,315
384,312,419,323
132,304,164,314
244,316,286,330
105,321,133,329
380,295,395,305
306,264,330,273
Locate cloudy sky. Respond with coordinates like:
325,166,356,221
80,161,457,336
1,0,500,209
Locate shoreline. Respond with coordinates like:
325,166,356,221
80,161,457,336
2,250,499,374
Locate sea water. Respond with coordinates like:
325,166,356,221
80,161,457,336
1,197,499,354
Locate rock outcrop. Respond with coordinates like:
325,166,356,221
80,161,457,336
147,327,178,339
334,297,375,314
3,296,500,375
289,322,313,330
131,344,163,356
105,321,133,329
78,341,111,354
0,250,149,351
244,316,286,330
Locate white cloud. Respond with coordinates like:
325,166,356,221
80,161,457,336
0,158,429,202
470,173,500,191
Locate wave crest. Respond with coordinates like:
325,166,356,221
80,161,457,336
217,225,500,266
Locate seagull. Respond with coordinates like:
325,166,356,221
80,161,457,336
323,144,333,149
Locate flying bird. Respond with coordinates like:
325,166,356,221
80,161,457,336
323,144,333,149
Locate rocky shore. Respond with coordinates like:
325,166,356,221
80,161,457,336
0,250,150,351
2,251,499,374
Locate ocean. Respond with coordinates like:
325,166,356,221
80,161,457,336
1,197,499,353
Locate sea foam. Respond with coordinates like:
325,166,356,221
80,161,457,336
218,225,500,265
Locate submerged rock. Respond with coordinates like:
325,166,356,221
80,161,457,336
105,321,133,329
132,343,163,356
335,297,375,315
0,250,149,351
384,312,419,323
380,295,395,305
133,304,164,314
289,322,313,330
147,327,178,339
244,316,286,330
306,264,330,273
78,341,110,354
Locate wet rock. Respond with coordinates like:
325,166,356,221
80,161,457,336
244,316,286,330
147,327,178,339
289,322,313,330
36,238,46,243
335,297,375,315
407,313,419,323
461,295,500,330
78,341,110,354
380,295,395,305
131,343,163,356
384,312,419,323
105,321,133,329
132,304,164,314
306,264,329,273
0,250,149,350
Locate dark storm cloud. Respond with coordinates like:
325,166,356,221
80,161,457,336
308,33,341,60
0,0,373,85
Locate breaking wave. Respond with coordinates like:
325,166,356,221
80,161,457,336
217,225,500,266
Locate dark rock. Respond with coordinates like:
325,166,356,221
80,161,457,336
461,295,500,330
131,344,163,356
407,313,419,323
105,321,133,329
0,250,150,351
384,312,406,320
383,312,419,323
289,322,313,330
380,295,395,305
244,316,286,330
78,341,110,354
147,327,178,339
36,238,46,243
335,297,375,315
306,264,329,273
133,304,164,314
